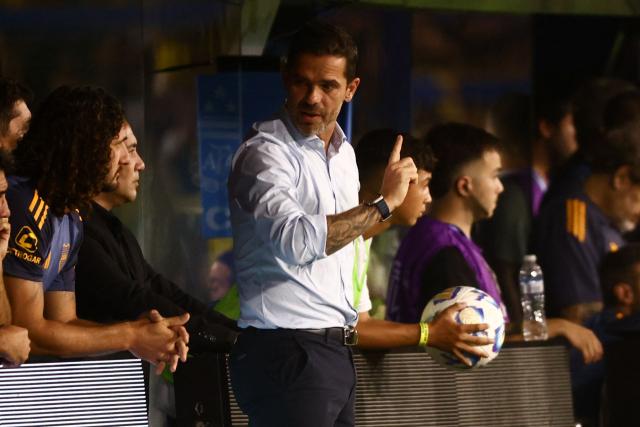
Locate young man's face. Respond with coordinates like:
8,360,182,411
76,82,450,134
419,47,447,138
611,181,640,232
1,100,31,152
284,53,359,142
550,112,578,162
464,149,504,220
207,260,232,302
392,169,432,226
103,124,132,192
111,124,145,206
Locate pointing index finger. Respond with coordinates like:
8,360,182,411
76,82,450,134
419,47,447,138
388,135,403,165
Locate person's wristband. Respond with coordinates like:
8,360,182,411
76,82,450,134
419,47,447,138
418,322,429,347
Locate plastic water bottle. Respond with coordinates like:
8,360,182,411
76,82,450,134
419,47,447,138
519,254,548,341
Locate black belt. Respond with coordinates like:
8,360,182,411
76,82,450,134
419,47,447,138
245,326,359,346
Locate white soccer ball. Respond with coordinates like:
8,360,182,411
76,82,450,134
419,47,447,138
421,286,506,370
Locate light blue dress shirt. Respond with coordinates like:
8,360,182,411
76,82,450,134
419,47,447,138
228,111,359,329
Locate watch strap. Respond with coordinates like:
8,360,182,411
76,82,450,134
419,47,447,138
367,195,392,222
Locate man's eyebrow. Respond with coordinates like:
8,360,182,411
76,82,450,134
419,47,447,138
321,79,340,86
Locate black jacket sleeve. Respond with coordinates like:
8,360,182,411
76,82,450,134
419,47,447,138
76,231,238,352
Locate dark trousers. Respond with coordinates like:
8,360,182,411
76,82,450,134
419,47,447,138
229,328,356,427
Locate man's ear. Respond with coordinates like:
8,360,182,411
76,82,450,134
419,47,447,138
455,176,472,197
613,282,635,306
345,77,360,102
612,165,632,191
537,120,552,139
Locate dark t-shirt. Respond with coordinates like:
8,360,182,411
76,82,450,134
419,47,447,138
534,191,624,316
3,177,82,292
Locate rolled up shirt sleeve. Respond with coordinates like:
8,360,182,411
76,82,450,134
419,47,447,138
230,141,327,266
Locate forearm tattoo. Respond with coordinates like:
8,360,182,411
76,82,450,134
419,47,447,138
326,204,381,255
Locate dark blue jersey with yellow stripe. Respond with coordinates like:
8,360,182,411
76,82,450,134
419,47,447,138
3,176,82,292
534,191,624,316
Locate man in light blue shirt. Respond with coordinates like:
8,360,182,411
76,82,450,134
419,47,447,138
228,21,418,426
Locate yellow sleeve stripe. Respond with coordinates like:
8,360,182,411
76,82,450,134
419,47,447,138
28,190,39,212
578,200,586,242
43,252,51,270
566,199,587,242
33,199,45,222
27,191,50,224
37,205,49,230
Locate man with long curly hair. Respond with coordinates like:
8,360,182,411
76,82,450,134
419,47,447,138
74,120,238,353
2,86,189,372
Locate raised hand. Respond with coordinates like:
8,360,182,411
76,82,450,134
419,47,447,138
379,135,418,211
427,303,493,367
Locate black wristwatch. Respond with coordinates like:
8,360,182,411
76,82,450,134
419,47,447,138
366,195,392,222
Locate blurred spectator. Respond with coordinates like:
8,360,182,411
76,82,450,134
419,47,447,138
75,120,238,353
534,122,640,324
208,251,240,320
571,243,640,426
3,86,188,372
532,90,577,211
475,93,534,326
540,78,635,209
602,90,640,243
0,77,32,152
207,251,235,304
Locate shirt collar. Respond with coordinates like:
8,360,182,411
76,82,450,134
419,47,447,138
90,201,123,232
280,108,347,153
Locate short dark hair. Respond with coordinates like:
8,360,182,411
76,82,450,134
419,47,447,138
14,85,124,216
0,78,33,136
286,21,358,81
425,123,500,199
355,129,435,191
600,244,640,307
603,90,640,132
590,122,640,183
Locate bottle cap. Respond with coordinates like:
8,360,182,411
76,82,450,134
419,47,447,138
523,254,537,263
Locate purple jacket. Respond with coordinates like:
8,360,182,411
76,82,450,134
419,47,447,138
386,216,508,323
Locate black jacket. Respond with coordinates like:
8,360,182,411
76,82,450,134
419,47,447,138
75,202,238,352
